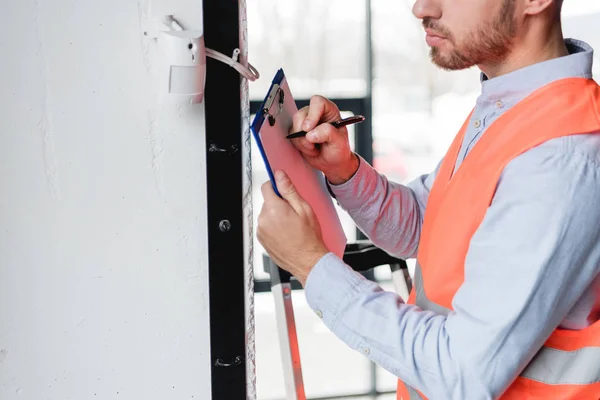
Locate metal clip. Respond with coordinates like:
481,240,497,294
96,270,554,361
262,85,285,127
209,143,239,155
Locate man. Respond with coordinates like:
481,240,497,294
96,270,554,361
257,0,600,398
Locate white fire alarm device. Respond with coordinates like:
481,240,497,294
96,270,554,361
143,14,259,105
158,29,206,104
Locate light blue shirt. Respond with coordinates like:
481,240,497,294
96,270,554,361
304,39,600,399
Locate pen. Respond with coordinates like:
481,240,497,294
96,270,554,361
285,115,366,139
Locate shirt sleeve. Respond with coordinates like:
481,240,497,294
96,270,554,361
329,154,440,259
305,139,600,399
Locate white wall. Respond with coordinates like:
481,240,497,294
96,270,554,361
0,1,212,399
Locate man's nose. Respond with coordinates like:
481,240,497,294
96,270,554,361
412,0,442,20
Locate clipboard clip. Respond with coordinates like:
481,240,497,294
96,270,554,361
262,84,285,127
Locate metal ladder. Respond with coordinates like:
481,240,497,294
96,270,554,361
263,241,412,400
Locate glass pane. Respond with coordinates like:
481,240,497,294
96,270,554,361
248,0,370,392
248,0,368,100
255,291,372,399
371,1,600,186
371,0,479,185
251,111,365,398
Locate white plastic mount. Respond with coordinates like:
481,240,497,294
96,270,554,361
143,15,206,105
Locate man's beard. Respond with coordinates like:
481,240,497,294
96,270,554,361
426,0,516,70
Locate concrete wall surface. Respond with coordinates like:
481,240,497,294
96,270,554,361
0,1,211,399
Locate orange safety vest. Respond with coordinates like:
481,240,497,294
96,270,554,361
397,77,600,400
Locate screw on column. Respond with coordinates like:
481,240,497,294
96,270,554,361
219,220,231,232
209,143,227,153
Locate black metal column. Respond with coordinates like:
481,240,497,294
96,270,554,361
203,1,247,399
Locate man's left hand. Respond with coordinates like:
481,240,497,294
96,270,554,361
257,170,329,286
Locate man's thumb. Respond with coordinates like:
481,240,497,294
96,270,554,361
275,170,305,214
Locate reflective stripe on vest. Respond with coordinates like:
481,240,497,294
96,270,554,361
414,261,600,386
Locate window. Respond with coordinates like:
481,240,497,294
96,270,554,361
248,2,376,399
371,1,600,190
248,0,600,398
248,0,368,101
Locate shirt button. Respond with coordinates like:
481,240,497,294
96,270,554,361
363,347,370,355
474,119,481,128
315,310,323,319
496,100,504,108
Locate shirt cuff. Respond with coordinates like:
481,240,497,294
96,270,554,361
304,252,369,330
327,154,379,211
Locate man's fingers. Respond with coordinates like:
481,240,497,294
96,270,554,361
305,123,346,148
304,95,340,131
291,137,319,156
292,106,309,133
291,106,319,155
261,180,281,203
274,170,307,216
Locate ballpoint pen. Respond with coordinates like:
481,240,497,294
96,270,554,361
285,115,366,139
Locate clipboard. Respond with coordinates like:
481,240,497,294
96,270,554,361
251,69,347,258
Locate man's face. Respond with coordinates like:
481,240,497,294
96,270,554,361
413,0,518,70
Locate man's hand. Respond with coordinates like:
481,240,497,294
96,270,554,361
290,95,359,185
257,170,329,286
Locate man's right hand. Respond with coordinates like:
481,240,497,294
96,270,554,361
290,95,360,185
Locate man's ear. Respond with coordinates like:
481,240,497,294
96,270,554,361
523,0,557,16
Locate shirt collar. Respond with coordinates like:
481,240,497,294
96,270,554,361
478,38,594,104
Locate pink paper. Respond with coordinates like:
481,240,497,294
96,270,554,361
258,78,347,259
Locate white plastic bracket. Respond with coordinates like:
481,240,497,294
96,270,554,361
141,13,206,104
